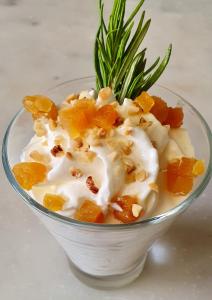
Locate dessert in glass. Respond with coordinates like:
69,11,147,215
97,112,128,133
2,0,212,289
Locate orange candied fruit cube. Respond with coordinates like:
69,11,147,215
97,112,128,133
74,199,105,223
93,104,119,130
166,157,196,195
150,96,169,124
192,160,205,176
59,99,97,138
112,195,144,223
135,92,155,113
12,162,47,190
43,194,66,211
23,95,58,120
164,107,184,128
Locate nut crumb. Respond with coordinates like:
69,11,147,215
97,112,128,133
124,127,133,136
86,176,99,194
70,167,83,178
73,137,83,149
54,135,65,146
132,204,143,218
136,170,149,182
97,128,107,138
29,150,50,164
65,93,79,103
139,117,152,129
149,182,159,193
66,152,73,160
123,158,136,174
121,141,134,155
51,145,64,157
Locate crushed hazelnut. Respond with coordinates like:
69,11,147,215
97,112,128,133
73,137,83,149
51,145,64,157
65,93,79,103
98,87,112,101
86,176,99,194
139,117,152,129
124,128,134,136
29,150,50,164
54,135,65,146
121,141,134,155
66,152,73,160
126,172,136,183
135,170,149,182
70,167,83,178
34,120,47,137
132,204,143,218
149,182,159,193
97,128,107,138
123,158,136,174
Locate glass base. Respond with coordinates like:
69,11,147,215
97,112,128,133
68,254,147,289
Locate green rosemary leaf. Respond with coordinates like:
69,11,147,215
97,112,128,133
94,0,172,99
142,44,172,91
119,52,146,102
114,19,151,88
124,0,145,29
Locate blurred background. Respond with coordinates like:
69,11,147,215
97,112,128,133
0,1,211,299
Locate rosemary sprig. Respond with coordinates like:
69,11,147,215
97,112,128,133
94,0,172,103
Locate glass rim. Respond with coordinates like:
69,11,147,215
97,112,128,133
2,77,212,230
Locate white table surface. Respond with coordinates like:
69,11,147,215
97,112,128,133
0,0,212,299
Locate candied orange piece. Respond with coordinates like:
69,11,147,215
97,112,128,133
93,104,119,130
23,95,58,120
164,107,184,128
192,160,205,176
59,99,97,138
166,157,196,195
135,92,155,113
150,96,169,124
74,200,104,223
112,195,143,223
12,162,47,190
43,194,65,211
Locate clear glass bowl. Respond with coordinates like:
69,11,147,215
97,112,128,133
2,77,212,289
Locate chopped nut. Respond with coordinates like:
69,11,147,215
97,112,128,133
126,172,136,183
51,145,64,157
123,158,136,174
149,182,159,193
73,137,83,149
86,176,99,194
128,104,140,115
48,119,57,131
114,116,124,127
124,128,134,136
34,120,47,137
108,151,119,162
98,87,112,101
111,101,119,108
65,93,79,103
70,167,83,178
135,170,149,182
82,151,97,162
54,135,65,146
121,141,134,155
132,204,143,218
139,117,152,129
29,150,50,164
151,141,157,148
66,152,73,160
97,128,107,138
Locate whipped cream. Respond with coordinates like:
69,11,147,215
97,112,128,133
21,90,195,223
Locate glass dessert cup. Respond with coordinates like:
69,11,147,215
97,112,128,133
2,77,212,289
